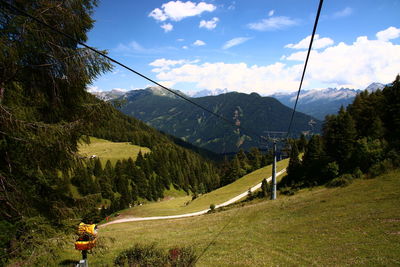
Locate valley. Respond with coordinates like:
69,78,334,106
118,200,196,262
1,1,399,266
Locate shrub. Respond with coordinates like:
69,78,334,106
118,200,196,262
322,162,339,181
279,187,296,196
246,188,254,201
368,159,394,178
326,174,353,188
168,247,197,267
387,150,400,167
353,167,363,179
114,243,196,267
209,204,215,212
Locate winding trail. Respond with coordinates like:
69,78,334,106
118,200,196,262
101,169,286,227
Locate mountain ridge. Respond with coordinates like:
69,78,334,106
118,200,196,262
270,82,385,119
115,89,320,153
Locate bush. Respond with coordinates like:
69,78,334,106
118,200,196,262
368,159,394,178
168,247,197,267
326,174,353,188
209,204,215,212
114,243,196,267
353,167,363,179
246,188,254,201
279,187,296,196
322,162,339,181
387,150,400,167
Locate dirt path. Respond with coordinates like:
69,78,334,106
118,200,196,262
101,168,286,227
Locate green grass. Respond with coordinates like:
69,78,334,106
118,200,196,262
163,185,189,199
59,169,400,266
118,159,288,218
78,137,150,165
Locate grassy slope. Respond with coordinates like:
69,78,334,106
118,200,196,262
61,169,400,266
118,159,288,218
78,137,150,165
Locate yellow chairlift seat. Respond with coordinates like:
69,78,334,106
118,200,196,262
75,222,98,251
75,238,97,251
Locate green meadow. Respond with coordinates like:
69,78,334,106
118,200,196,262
59,169,400,266
115,159,288,218
78,137,150,165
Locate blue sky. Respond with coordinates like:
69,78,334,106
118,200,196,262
87,0,400,95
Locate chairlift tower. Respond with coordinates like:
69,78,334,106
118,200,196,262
263,131,287,200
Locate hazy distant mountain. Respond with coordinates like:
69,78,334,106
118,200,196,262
271,83,385,120
188,88,229,98
90,88,127,101
116,89,321,154
365,82,386,92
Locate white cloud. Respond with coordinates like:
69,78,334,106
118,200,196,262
158,81,176,88
223,37,251,49
161,23,173,32
177,38,185,42
152,61,303,94
376,26,400,41
87,86,99,93
149,28,400,94
182,46,189,49
199,17,219,30
114,41,177,55
193,40,206,46
115,41,144,52
248,16,298,31
285,34,334,50
283,34,400,88
268,10,274,17
149,1,216,22
149,8,168,21
149,58,187,68
227,1,235,10
149,58,199,72
332,7,353,18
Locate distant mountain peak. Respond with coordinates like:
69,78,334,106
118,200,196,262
188,88,229,98
365,82,385,92
143,86,188,99
89,88,127,101
270,81,387,120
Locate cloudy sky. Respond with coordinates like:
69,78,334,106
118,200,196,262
87,0,400,95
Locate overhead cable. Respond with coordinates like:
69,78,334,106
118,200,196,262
286,0,324,138
0,0,265,142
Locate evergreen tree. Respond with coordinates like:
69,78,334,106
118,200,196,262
260,179,270,198
302,135,327,185
298,134,308,152
93,158,103,177
286,142,302,186
248,147,262,170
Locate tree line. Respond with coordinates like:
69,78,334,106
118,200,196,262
281,76,400,191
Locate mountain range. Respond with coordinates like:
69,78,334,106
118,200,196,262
109,87,320,154
89,82,385,153
270,83,386,120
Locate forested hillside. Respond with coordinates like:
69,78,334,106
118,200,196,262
0,1,224,265
118,89,321,153
281,76,400,191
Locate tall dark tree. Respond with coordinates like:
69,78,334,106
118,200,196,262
0,0,111,262
323,107,357,172
286,142,302,186
302,135,327,185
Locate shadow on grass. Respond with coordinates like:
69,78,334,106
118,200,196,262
59,259,79,266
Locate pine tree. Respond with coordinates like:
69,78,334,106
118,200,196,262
261,179,270,198
286,142,302,186
248,147,261,170
302,135,327,185
93,158,103,177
